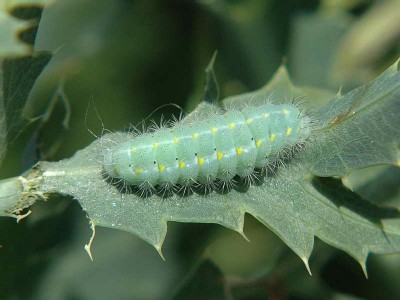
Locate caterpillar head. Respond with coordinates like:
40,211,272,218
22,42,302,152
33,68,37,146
104,137,159,186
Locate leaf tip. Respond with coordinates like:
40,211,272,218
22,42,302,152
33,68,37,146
237,228,251,243
300,256,312,276
205,50,218,72
336,85,343,96
84,244,94,261
84,219,96,261
154,243,165,261
395,159,400,168
276,64,291,81
359,260,368,279
341,176,353,191
388,57,400,73
16,210,32,223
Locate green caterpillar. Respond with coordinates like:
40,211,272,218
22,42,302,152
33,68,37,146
103,101,311,195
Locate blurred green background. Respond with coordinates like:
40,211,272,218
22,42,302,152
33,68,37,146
1,0,400,299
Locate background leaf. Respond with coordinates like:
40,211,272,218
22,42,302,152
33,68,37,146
2,1,400,299
2,54,51,139
0,0,52,167
0,87,6,164
0,8,31,57
171,260,226,300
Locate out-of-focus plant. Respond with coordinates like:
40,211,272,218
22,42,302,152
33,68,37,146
1,1,399,299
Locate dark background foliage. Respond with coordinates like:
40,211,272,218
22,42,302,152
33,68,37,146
1,0,399,299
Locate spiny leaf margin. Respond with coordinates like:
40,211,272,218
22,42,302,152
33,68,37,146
39,58,400,272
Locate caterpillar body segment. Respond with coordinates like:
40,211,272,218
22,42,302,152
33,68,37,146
103,103,311,193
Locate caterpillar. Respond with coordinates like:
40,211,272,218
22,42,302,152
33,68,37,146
103,101,311,196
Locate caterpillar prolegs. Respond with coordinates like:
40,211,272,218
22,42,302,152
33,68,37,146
103,102,312,195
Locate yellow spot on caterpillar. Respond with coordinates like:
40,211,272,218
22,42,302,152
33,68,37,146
270,133,276,142
256,140,262,148
173,137,179,144
228,123,235,129
179,161,185,169
283,109,290,115
198,157,205,165
114,167,120,174
153,143,159,149
158,165,166,172
246,119,252,124
135,168,143,174
211,127,218,134
217,152,223,160
236,148,243,155
263,113,270,119
286,128,292,136
131,147,137,152
193,133,199,139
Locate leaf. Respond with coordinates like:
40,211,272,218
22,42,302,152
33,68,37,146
39,58,400,273
198,0,282,87
346,166,400,206
202,51,219,104
288,9,351,89
2,54,52,138
32,225,184,300
205,215,285,278
305,59,400,175
0,1,52,166
0,0,52,57
171,260,225,300
223,64,335,109
333,0,400,83
172,255,335,300
0,9,31,58
0,98,6,164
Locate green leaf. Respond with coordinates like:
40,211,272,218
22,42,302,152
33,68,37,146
171,260,225,300
32,224,184,300
0,97,6,164
199,0,281,87
333,0,400,84
346,166,400,206
288,9,350,89
223,64,335,109
306,59,400,175
39,58,400,273
0,0,51,57
202,51,219,104
2,54,52,139
0,9,31,57
0,1,52,166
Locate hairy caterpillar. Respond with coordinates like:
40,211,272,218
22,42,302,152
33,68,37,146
103,101,311,196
